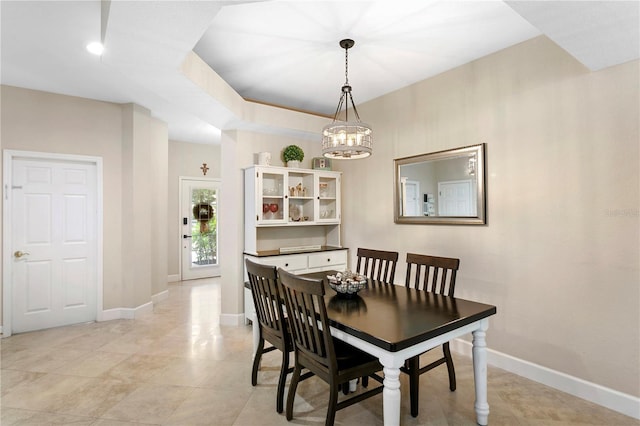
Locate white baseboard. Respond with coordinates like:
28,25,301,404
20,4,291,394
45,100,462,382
220,313,245,326
100,291,167,322
100,301,154,321
168,274,180,283
449,339,640,420
152,290,169,304
99,308,123,322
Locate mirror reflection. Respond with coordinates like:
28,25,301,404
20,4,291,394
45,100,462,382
394,144,486,225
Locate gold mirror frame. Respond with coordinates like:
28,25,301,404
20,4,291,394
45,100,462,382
394,143,486,225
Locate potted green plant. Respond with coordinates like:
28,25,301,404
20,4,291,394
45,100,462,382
282,144,304,168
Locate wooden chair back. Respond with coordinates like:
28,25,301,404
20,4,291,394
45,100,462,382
405,253,460,296
356,248,399,284
245,259,288,347
278,268,384,424
278,268,337,375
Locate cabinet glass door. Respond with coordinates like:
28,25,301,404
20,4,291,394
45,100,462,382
316,173,340,223
258,170,286,224
286,171,315,224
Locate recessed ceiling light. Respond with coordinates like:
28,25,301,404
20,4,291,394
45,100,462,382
86,41,104,56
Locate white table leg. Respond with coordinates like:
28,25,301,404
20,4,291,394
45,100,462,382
472,321,490,425
382,365,402,426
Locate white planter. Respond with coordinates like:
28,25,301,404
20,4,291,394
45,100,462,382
257,152,271,166
286,160,300,168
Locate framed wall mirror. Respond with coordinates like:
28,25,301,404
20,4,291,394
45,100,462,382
394,143,486,225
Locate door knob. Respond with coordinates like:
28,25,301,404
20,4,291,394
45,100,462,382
14,250,30,258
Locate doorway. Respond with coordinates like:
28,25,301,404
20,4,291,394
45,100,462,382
180,178,220,280
3,150,102,336
404,180,421,216
400,177,421,216
438,179,475,216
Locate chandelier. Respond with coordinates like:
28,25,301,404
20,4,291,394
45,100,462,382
322,39,372,159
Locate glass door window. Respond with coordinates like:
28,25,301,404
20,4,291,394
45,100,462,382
287,171,315,223
317,173,340,222
258,170,286,224
191,188,218,266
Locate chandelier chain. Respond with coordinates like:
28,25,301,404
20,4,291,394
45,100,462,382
344,45,349,85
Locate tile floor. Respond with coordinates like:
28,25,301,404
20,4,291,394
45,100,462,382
1,278,637,425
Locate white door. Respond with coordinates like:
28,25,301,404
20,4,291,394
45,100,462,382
438,180,474,216
9,156,98,333
404,180,421,216
180,178,220,280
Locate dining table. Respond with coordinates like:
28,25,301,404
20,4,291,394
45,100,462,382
247,271,497,426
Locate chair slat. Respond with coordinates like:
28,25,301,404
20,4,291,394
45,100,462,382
405,253,459,296
356,248,399,284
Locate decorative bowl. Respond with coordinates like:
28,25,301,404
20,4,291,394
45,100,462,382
327,271,367,297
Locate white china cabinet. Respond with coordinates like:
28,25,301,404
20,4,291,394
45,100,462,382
243,165,347,323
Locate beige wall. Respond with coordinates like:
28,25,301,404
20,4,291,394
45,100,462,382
339,36,639,397
167,140,220,277
148,117,169,298
1,86,169,313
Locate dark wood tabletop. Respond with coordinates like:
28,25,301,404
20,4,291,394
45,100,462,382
302,271,497,352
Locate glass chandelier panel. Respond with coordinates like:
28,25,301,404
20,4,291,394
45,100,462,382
322,39,372,159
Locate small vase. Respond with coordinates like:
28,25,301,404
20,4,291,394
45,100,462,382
287,160,300,168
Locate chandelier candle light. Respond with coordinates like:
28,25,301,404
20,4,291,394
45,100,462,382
322,39,372,159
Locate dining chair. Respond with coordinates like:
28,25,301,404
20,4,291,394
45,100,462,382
278,268,384,426
245,258,294,414
355,247,399,284
353,247,399,390
402,252,460,418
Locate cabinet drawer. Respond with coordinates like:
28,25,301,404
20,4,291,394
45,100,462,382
308,251,347,269
258,254,308,272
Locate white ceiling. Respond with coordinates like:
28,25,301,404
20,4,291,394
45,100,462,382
2,1,638,145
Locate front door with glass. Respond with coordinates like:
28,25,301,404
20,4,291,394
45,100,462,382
181,178,220,280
